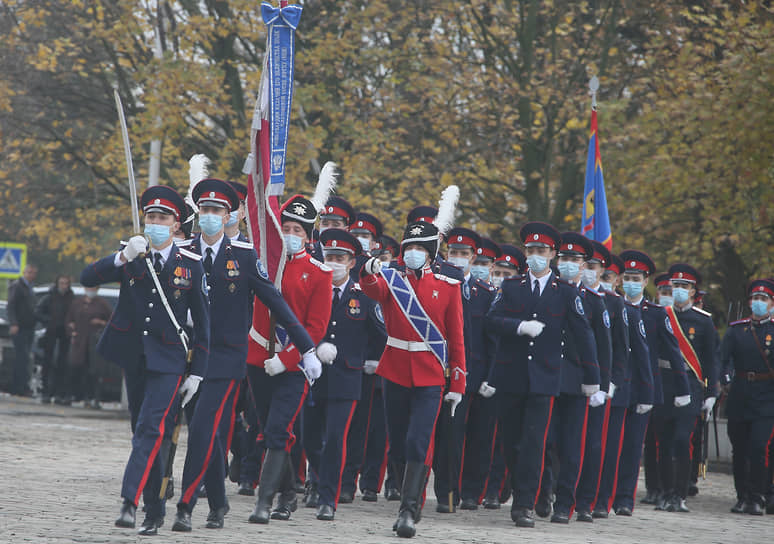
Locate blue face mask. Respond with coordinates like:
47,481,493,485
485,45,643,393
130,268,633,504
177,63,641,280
622,280,643,299
599,281,612,292
284,234,305,254
404,249,428,270
225,210,239,228
526,254,548,274
751,300,770,318
659,295,674,307
672,287,691,304
198,213,224,236
357,237,371,253
144,223,171,246
470,265,490,282
557,261,580,280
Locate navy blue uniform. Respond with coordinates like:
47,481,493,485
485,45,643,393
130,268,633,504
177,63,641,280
80,243,210,519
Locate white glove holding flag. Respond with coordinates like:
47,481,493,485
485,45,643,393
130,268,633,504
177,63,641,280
445,392,462,417
589,390,607,408
702,396,716,417
364,360,379,375
581,384,600,397
478,381,496,398
264,355,286,376
606,382,617,399
674,394,691,408
364,257,382,276
517,320,545,338
636,403,653,415
122,235,147,263
179,375,202,408
302,350,323,381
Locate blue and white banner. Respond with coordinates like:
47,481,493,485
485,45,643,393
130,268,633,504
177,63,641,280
261,2,303,189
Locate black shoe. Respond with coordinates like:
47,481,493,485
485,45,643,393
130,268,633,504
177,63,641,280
295,480,306,494
362,489,378,502
115,500,137,528
499,486,512,504
305,487,320,508
614,506,632,516
316,504,335,521
655,496,670,511
673,498,690,513
744,501,764,516
271,489,298,521
394,510,415,538
248,449,288,524
460,498,478,510
482,496,501,509
641,489,660,504
238,482,255,496
511,507,535,528
339,490,354,504
551,509,570,524
138,514,164,536
535,494,553,518
592,507,609,519
228,456,241,483
171,506,192,532
165,477,174,500
205,505,229,529
687,484,699,497
731,500,747,514
577,510,594,522
394,462,428,538
436,501,455,513
385,487,401,501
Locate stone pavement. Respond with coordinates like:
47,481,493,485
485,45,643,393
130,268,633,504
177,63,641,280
0,394,770,544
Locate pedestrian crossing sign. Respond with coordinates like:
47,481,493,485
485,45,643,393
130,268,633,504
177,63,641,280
0,243,26,278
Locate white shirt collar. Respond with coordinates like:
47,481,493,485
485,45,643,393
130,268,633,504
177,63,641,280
528,270,552,295
152,242,175,265
332,278,350,299
200,234,225,260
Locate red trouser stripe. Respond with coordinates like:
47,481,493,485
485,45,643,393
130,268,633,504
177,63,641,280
590,401,612,510
532,397,556,508
333,401,358,505
606,409,628,512
284,380,309,452
225,382,241,458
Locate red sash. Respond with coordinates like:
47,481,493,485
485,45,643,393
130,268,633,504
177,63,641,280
665,305,703,383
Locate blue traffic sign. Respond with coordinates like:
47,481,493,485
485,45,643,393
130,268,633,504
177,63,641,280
0,243,27,278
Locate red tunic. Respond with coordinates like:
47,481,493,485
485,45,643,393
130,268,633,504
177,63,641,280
247,251,332,371
360,265,466,394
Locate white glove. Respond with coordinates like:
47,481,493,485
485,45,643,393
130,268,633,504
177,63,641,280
606,382,617,399
302,350,323,381
179,375,202,408
674,394,691,408
264,355,287,376
478,381,496,398
364,257,382,275
363,360,379,375
589,390,606,408
702,396,716,417
316,342,337,364
122,235,147,262
635,404,653,415
445,392,463,417
581,384,600,397
517,320,545,338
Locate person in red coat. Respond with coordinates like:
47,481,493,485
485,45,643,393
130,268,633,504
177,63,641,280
246,193,328,525
359,220,466,538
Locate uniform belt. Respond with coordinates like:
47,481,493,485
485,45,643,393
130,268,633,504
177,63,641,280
744,371,774,382
386,337,431,352
658,359,672,369
249,327,284,352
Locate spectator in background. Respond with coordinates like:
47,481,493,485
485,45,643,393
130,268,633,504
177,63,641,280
36,275,74,404
7,264,38,396
66,286,112,408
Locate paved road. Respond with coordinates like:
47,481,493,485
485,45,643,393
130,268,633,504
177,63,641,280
0,394,770,543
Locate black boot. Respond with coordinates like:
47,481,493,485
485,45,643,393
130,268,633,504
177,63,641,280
115,499,137,528
272,458,298,521
394,462,428,538
248,449,287,524
745,495,765,516
641,489,660,505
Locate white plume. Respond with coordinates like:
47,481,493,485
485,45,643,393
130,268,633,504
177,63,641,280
186,154,210,212
309,161,338,212
435,185,459,235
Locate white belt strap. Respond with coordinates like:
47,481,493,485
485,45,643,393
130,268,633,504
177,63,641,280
249,327,283,351
386,336,432,353
145,256,189,353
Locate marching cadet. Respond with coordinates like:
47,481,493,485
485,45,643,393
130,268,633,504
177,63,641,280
374,235,400,265
170,179,316,531
303,229,387,521
486,222,598,528
310,196,357,260
349,212,383,279
245,193,328,525
658,263,718,511
720,279,774,515
488,244,526,290
81,186,210,535
225,181,249,242
359,218,466,538
537,232,607,524
405,204,465,282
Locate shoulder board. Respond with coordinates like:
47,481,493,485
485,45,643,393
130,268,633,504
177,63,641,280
474,279,495,291
176,239,193,247
434,273,461,285
584,287,603,298
603,289,621,298
643,300,660,307
691,306,712,317
350,282,362,292
178,248,202,261
555,277,571,285
229,239,254,250
309,257,332,272
624,300,638,308
730,318,750,326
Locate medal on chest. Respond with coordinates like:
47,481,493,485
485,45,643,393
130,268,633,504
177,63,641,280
348,298,361,315
226,259,240,278
173,266,191,287
229,283,236,293
688,326,695,341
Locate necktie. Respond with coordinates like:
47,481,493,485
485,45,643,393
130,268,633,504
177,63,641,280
204,247,213,275
153,253,163,274
533,278,540,297
332,287,341,307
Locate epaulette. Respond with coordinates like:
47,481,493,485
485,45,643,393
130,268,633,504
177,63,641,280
602,289,621,297
350,282,362,292
555,277,573,286
624,300,639,308
434,273,461,285
691,306,712,317
230,239,254,250
178,248,202,261
309,257,332,272
176,239,193,247
729,318,750,326
583,287,604,298
473,279,495,291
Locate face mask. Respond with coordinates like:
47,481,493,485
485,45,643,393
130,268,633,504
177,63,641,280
284,234,305,254
599,281,612,292
490,276,504,289
225,210,239,228
448,256,470,272
659,296,674,307
751,300,770,318
198,213,224,236
404,249,427,270
144,223,171,246
557,261,580,280
470,265,490,282
526,254,548,274
673,287,690,305
622,281,643,299
326,261,349,282
581,269,598,287
357,237,371,253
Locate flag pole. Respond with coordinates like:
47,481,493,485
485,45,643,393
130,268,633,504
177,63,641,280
589,75,599,111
